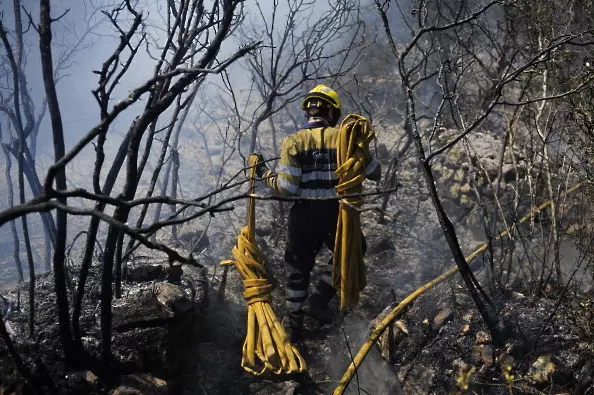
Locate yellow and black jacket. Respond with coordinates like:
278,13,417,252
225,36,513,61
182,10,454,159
263,120,381,197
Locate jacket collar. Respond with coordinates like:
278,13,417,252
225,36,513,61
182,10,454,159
303,117,329,129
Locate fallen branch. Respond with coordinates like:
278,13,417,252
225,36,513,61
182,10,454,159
333,184,583,395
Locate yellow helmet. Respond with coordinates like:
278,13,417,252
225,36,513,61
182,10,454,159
301,84,341,111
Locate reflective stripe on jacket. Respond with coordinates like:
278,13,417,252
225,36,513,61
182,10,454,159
264,122,381,196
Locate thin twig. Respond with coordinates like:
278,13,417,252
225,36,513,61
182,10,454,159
342,327,363,395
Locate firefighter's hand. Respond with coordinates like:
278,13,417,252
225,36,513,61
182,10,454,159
251,153,268,178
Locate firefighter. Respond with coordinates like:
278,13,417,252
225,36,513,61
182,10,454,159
253,84,381,341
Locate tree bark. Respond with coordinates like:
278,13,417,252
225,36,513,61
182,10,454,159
403,84,502,342
124,100,186,258
73,131,130,346
114,232,124,299
1,3,37,339
150,89,196,236
39,0,75,359
1,143,24,283
0,318,35,390
169,150,180,240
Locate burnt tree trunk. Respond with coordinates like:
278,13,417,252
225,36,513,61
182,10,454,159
1,141,24,283
0,318,35,389
40,0,75,358
403,84,502,342
170,150,180,240
114,232,124,299
1,9,37,338
72,131,130,346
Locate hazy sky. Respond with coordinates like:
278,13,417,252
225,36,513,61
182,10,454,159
0,0,344,152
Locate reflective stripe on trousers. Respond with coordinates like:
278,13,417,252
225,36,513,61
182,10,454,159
284,201,339,316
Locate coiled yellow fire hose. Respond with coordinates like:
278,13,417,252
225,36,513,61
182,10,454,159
220,154,307,375
333,183,583,394
333,114,376,310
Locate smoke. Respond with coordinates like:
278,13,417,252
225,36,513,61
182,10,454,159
328,315,405,394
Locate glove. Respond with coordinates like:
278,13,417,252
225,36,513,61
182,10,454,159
250,153,269,178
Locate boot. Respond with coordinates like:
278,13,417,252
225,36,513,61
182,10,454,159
282,313,303,342
303,296,333,324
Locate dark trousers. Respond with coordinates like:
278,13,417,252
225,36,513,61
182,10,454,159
284,200,366,318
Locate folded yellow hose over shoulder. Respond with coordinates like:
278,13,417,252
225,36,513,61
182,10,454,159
220,154,307,375
333,114,376,310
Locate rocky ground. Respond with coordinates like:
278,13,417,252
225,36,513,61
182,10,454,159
2,191,592,394
1,127,593,394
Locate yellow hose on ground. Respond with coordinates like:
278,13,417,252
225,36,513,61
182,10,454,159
333,114,376,310
220,154,307,375
333,183,583,395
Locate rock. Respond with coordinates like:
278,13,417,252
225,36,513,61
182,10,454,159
111,374,167,395
85,371,99,386
112,293,174,331
67,371,100,393
448,183,461,199
460,323,471,336
481,345,494,366
475,331,491,344
511,291,525,300
459,183,472,194
441,167,455,179
460,194,473,208
432,308,453,329
497,352,514,368
528,356,556,384
394,320,409,336
154,282,193,315
472,344,484,363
